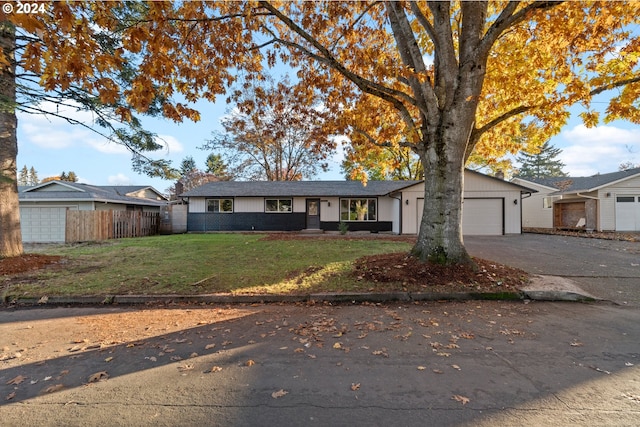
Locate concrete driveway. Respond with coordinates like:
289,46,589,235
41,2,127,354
465,233,640,306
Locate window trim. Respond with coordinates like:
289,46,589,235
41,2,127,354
265,198,293,213
206,198,234,213
616,196,636,203
339,198,378,222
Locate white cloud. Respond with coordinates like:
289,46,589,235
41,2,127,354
86,139,130,155
107,173,133,185
557,124,640,176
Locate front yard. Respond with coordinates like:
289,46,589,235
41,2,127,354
2,234,528,299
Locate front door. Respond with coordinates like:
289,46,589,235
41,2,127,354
306,199,320,229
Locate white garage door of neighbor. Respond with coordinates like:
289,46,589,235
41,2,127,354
20,207,68,243
615,195,640,231
416,198,503,235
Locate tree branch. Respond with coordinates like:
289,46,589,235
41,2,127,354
590,76,640,96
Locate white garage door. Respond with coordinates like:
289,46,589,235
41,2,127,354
416,198,503,236
20,207,68,243
462,198,503,235
615,195,640,231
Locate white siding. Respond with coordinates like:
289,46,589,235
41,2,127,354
512,179,556,229
235,197,264,212
377,197,396,222
321,198,339,222
293,197,306,213
189,197,206,213
599,175,640,231
401,172,524,235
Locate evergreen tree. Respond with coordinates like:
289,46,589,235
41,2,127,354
515,141,567,178
28,167,38,185
18,165,29,186
205,153,231,180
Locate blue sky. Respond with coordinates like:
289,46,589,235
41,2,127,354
16,91,640,195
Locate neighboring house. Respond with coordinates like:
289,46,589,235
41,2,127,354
512,167,640,232
181,170,535,235
19,181,168,243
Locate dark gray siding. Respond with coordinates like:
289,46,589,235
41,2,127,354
188,213,392,233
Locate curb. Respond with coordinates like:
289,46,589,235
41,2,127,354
1,289,595,307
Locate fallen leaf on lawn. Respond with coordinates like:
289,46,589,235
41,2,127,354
178,364,194,372
208,366,223,373
87,371,109,383
5,392,16,401
451,364,461,371
43,384,65,393
351,383,360,391
6,375,26,385
452,394,470,405
245,359,256,367
271,389,288,399
417,366,427,371
205,343,216,350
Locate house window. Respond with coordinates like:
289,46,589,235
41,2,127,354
340,198,377,221
207,199,233,213
616,196,635,203
265,199,292,213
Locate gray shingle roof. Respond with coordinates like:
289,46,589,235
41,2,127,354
181,180,422,198
521,167,640,194
19,181,167,206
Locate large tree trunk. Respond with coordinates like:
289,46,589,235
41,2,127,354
411,114,474,267
0,21,23,258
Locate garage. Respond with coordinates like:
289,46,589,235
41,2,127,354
19,207,70,243
615,195,640,231
462,198,504,235
416,197,504,236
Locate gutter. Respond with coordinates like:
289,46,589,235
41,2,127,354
576,192,599,200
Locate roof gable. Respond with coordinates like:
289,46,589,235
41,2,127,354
24,181,85,193
522,167,640,194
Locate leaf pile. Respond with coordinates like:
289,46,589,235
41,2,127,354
352,253,529,293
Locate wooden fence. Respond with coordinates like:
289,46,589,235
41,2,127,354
66,210,160,243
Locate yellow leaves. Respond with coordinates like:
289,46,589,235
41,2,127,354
580,111,600,128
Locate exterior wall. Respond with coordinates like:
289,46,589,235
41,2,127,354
400,173,524,235
598,175,640,231
512,179,557,229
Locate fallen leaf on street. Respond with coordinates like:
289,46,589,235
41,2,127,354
178,364,194,372
417,366,427,371
570,341,584,347
205,344,216,350
351,383,361,391
87,371,109,383
333,342,342,349
43,384,65,393
451,364,461,371
452,394,470,405
104,357,113,362
432,369,443,374
6,375,26,385
207,366,223,373
271,389,288,399
245,359,256,367
5,392,16,401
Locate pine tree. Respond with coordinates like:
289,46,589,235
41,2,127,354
28,167,38,185
18,165,29,186
515,141,567,178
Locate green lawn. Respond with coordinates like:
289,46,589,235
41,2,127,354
10,234,412,297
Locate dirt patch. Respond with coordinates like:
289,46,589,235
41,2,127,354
0,254,62,275
352,253,529,294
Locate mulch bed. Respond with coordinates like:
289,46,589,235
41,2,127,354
0,254,62,276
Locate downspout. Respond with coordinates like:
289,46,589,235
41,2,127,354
520,192,532,233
